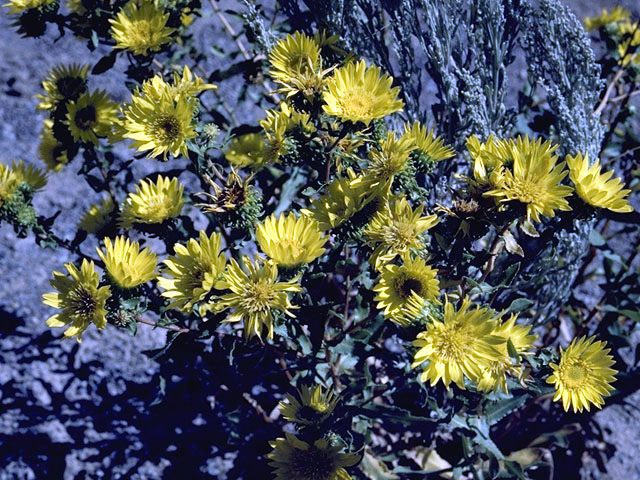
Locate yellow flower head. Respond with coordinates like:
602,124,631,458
109,0,175,56
39,120,69,172
35,63,90,110
42,259,111,343
566,152,633,213
119,175,184,229
256,212,327,268
120,75,197,159
304,169,371,231
403,122,455,164
269,31,325,97
359,131,416,196
584,6,630,31
9,160,48,191
96,236,158,289
224,133,267,168
364,196,439,269
66,90,119,145
279,384,340,426
260,102,315,136
78,196,116,234
169,65,217,99
268,433,359,480
213,255,302,340
373,254,440,326
484,136,573,223
547,336,617,413
158,231,227,312
3,0,53,14
477,315,537,393
323,60,404,124
67,0,85,14
466,134,511,189
411,297,504,389
0,164,19,207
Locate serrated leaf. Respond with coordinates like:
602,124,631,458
485,394,528,426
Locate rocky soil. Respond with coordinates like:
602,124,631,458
1,1,639,479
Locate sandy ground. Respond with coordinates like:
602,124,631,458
0,0,639,478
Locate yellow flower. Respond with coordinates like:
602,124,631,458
268,434,358,480
279,384,339,426
477,315,537,393
169,65,217,98
323,60,404,124
224,133,266,168
9,160,48,191
158,231,227,312
358,131,415,196
96,236,157,289
119,175,184,229
411,297,504,389
269,31,321,81
584,6,630,31
402,121,455,166
617,20,640,66
304,169,372,231
42,259,111,343
256,212,327,268
260,102,315,136
38,120,69,172
547,336,617,413
120,75,197,159
566,152,633,213
269,31,326,97
66,90,119,145
373,254,440,326
67,0,85,14
212,255,302,340
109,0,175,56
78,196,116,234
363,196,439,269
465,134,511,189
0,164,19,207
35,63,90,110
484,136,573,223
3,0,53,14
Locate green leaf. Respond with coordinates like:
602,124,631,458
507,298,534,314
127,318,138,337
92,52,117,75
589,229,606,246
503,230,524,257
485,394,529,425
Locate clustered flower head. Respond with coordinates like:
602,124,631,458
20,12,637,478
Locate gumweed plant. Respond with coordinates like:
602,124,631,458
3,0,640,478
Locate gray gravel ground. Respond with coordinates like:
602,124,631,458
1,1,640,478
